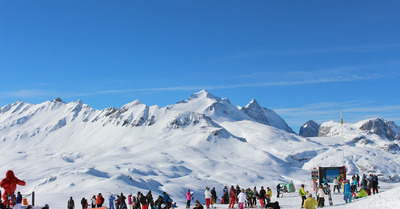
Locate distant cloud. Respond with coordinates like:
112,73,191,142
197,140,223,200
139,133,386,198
0,89,54,98
0,69,387,100
214,42,400,62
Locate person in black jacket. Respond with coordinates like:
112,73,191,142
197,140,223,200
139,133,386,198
193,200,203,209
68,197,75,209
210,187,217,209
259,186,266,207
81,197,87,209
154,195,164,209
120,193,127,209
140,192,149,209
146,191,154,209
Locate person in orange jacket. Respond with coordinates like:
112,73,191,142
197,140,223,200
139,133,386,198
96,193,103,207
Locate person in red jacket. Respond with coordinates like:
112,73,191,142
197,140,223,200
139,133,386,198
96,193,103,207
228,186,236,208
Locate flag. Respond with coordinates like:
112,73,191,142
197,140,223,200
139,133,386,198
341,113,343,125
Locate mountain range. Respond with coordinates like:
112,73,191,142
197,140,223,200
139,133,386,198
0,90,399,208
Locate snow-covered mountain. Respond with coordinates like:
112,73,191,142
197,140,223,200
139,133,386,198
0,90,399,208
299,120,320,137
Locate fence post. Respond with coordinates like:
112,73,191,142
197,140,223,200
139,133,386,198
32,191,35,206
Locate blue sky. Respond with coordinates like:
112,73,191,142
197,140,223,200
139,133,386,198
1,0,399,132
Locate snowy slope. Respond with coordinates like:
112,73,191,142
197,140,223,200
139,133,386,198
0,90,399,208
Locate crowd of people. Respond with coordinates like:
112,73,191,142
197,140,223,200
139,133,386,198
66,173,380,209
193,185,279,209
300,173,380,209
69,191,177,209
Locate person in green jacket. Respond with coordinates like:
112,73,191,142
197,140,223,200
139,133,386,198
303,194,318,209
356,188,368,199
299,184,308,208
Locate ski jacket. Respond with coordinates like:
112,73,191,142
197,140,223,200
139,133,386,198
303,197,318,209
372,176,379,188
186,192,192,201
162,193,172,204
229,189,236,199
16,193,23,203
68,199,75,209
109,196,116,204
357,189,368,198
127,195,132,205
237,192,247,204
299,187,306,197
96,195,102,205
140,195,149,205
211,189,217,198
344,183,351,194
204,189,211,199
259,189,266,198
317,188,325,198
333,178,339,186
266,190,272,198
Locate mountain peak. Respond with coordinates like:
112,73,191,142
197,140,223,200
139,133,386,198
52,97,64,103
188,90,220,101
245,99,261,109
299,120,320,137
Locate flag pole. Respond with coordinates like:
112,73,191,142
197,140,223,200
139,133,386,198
341,112,344,166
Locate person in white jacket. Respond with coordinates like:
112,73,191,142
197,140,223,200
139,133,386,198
204,187,212,209
333,177,340,193
317,185,325,207
237,189,247,209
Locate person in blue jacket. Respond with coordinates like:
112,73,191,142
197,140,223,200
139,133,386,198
109,194,116,209
344,180,352,203
162,192,173,209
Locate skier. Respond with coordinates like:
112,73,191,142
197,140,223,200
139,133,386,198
162,192,172,209
333,177,340,193
140,192,149,209
90,195,96,209
237,189,247,209
127,194,133,209
266,187,272,205
120,193,127,209
204,187,211,209
228,186,236,208
356,188,368,199
259,186,266,207
246,188,253,208
303,194,317,209
96,193,103,207
222,186,229,204
316,185,325,207
276,184,281,198
154,196,163,209
193,200,203,209
344,180,352,203
299,184,307,208
80,197,87,209
252,186,258,207
116,195,120,209
211,187,217,209
372,175,379,194
146,191,154,209
186,189,192,208
13,192,23,209
67,197,75,209
109,194,116,209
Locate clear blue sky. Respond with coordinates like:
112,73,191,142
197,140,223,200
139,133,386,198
1,0,399,132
